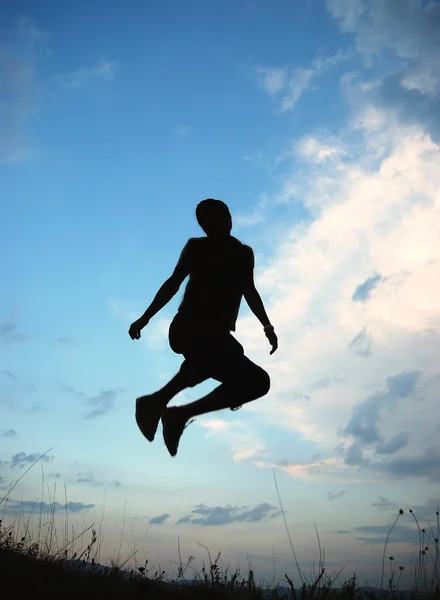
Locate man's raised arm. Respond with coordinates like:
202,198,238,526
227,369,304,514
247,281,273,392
128,240,193,340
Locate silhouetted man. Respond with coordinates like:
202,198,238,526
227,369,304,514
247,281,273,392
129,199,278,456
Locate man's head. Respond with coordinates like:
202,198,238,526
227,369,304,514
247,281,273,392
196,198,232,239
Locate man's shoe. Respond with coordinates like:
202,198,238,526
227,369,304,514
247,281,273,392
161,407,189,457
135,394,163,442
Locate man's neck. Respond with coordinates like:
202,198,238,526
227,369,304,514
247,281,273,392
206,234,232,242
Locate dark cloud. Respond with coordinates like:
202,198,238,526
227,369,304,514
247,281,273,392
2,499,94,517
334,442,345,455
294,392,310,402
65,501,95,513
0,372,34,408
345,443,440,484
276,391,310,402
375,66,440,143
349,328,372,357
0,322,27,344
346,443,440,483
327,0,440,63
311,377,331,389
0,429,17,437
371,496,398,509
327,491,346,502
352,275,383,302
176,503,280,527
400,496,440,522
345,392,383,445
0,370,19,382
76,472,105,486
76,471,121,488
49,472,62,479
149,513,170,525
343,370,421,468
310,378,344,390
0,475,10,490
56,335,74,345
10,452,53,469
375,446,440,483
176,516,191,524
328,0,440,142
386,370,420,400
376,431,410,455
333,499,439,544
60,384,86,399
26,402,49,414
344,441,369,466
353,523,419,545
84,388,124,419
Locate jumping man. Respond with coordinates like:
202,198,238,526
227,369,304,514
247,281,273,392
128,199,278,456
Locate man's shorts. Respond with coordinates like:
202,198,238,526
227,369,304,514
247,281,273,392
168,312,246,388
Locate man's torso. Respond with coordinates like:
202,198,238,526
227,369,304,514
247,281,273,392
177,236,251,331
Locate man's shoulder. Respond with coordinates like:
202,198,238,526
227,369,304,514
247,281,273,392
240,242,253,254
236,240,254,261
184,236,204,250
187,236,205,245
231,237,253,253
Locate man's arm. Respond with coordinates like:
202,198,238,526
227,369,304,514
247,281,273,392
137,278,180,326
243,247,278,354
243,248,271,328
129,240,192,338
244,286,272,328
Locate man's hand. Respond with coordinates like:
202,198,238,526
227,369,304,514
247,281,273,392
129,317,149,340
265,326,278,355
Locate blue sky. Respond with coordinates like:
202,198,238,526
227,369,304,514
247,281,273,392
2,0,440,589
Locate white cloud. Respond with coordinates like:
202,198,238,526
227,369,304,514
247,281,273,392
142,317,172,351
280,67,316,112
107,298,171,351
255,49,352,112
62,57,117,89
198,418,267,462
175,124,192,138
107,298,137,323
401,65,439,95
0,17,118,163
234,194,268,228
295,136,346,163
0,18,51,163
327,0,440,62
325,0,367,32
235,105,440,483
255,67,287,95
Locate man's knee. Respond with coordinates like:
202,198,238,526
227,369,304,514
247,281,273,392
244,365,270,398
229,367,270,411
258,368,271,396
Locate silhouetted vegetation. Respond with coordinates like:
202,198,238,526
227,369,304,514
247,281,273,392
1,509,439,600
1,457,438,599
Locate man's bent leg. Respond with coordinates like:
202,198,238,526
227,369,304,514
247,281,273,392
181,362,270,419
161,359,270,456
